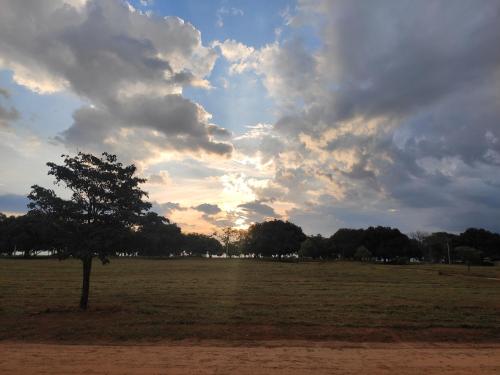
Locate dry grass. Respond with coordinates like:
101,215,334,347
0,258,499,342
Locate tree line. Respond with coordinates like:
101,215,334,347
2,211,498,264
0,152,498,309
298,227,499,266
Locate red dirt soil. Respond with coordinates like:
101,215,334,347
1,341,499,375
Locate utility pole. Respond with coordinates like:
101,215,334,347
447,240,451,265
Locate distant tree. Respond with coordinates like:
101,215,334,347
0,213,8,255
330,228,364,259
214,227,242,258
424,232,457,263
0,214,15,256
4,212,57,258
1,215,22,256
409,231,429,260
136,212,182,256
354,246,372,262
458,228,500,260
330,227,411,262
245,220,306,259
409,231,429,244
363,226,410,261
232,229,248,257
299,238,316,259
182,233,223,257
28,152,151,310
455,246,483,272
299,234,330,259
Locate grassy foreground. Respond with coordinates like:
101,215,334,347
0,258,499,342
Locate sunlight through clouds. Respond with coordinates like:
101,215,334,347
1,0,500,234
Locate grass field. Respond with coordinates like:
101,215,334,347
1,258,499,342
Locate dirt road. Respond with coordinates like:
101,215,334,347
1,341,499,374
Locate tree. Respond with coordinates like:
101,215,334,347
330,228,364,259
299,238,316,259
182,233,223,257
0,213,8,255
455,246,483,272
363,226,410,261
299,235,330,259
136,212,183,256
245,220,306,259
214,226,242,258
424,232,457,263
354,246,372,262
8,212,57,257
409,231,429,260
0,213,54,257
458,228,500,260
28,152,151,310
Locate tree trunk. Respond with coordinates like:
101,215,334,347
447,242,451,265
79,257,92,310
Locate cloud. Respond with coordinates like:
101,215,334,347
0,87,19,127
212,39,255,63
151,201,186,217
154,158,226,179
216,6,244,28
207,124,231,138
0,194,28,214
218,38,321,106
0,103,19,128
0,88,11,98
190,203,232,229
226,0,500,233
238,200,276,216
237,200,279,224
2,0,500,234
0,0,231,158
193,203,221,215
148,171,170,185
59,94,233,157
233,123,285,164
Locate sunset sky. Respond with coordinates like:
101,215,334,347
1,0,499,235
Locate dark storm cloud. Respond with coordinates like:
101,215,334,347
316,0,500,122
289,0,500,160
252,0,500,232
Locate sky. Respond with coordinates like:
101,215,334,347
0,0,500,235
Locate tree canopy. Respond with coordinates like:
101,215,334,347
245,220,306,258
27,152,151,309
